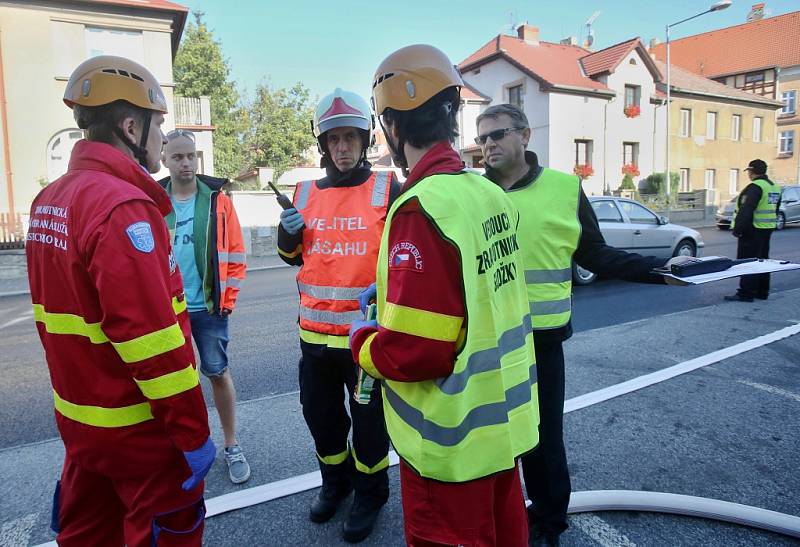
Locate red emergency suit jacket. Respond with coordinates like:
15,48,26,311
26,140,209,468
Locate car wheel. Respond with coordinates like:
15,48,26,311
572,263,597,285
673,239,697,257
776,212,785,231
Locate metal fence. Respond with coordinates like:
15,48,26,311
0,213,24,250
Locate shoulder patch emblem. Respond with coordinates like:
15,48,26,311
126,221,155,253
389,241,424,272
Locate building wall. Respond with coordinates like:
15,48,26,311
668,95,779,204
603,50,663,195
775,67,800,184
462,58,550,166
0,2,178,216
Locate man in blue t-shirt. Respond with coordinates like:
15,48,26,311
161,130,250,484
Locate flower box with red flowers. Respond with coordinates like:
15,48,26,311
624,104,641,118
573,164,594,179
621,164,640,177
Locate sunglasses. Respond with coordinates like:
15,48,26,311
166,129,196,142
474,127,523,146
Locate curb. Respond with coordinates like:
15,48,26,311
0,263,291,298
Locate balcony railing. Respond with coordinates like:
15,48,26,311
174,97,203,126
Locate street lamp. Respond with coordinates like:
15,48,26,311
664,0,731,208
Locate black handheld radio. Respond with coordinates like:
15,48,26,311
267,181,293,210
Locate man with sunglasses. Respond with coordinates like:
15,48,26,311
160,129,250,485
476,103,687,547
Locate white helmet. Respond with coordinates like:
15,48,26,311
313,88,372,143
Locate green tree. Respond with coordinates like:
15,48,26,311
173,12,245,179
244,82,317,179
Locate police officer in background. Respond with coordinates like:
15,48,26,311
276,88,401,543
476,103,690,547
726,159,781,302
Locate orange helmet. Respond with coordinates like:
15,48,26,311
372,44,463,116
64,55,167,113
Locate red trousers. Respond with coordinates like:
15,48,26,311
400,460,528,547
53,419,205,546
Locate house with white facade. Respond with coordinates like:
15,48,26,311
459,25,665,196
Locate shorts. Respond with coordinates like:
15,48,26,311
189,311,229,377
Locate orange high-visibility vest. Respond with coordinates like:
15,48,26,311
294,172,392,336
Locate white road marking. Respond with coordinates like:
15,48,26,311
0,311,33,331
738,380,800,403
0,513,38,547
570,514,637,547
27,321,800,547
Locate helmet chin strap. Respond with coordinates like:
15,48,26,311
112,113,152,169
378,116,407,175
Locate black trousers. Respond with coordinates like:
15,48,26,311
521,339,570,536
736,228,772,298
298,340,389,504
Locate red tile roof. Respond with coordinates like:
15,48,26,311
580,38,640,77
461,81,490,102
650,10,800,77
460,34,612,94
655,60,782,108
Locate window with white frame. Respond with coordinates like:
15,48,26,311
679,168,690,192
575,140,592,165
85,27,144,63
706,112,717,140
729,169,739,194
623,142,638,166
624,85,641,107
704,169,715,191
508,84,523,109
781,90,796,115
779,130,795,154
731,114,741,141
680,109,692,137
753,117,762,143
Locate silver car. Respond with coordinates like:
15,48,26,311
716,184,800,230
573,197,705,285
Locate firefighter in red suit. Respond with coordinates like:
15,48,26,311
26,56,214,546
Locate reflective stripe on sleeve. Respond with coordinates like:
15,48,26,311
357,332,384,380
218,252,247,264
134,364,199,400
381,302,462,342
111,323,186,364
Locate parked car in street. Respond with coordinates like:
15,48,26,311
716,184,800,231
573,197,705,285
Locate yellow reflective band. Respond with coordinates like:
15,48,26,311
358,333,384,380
299,328,350,349
134,364,199,400
33,304,108,344
317,447,350,466
112,323,185,364
352,449,389,475
172,296,187,315
381,302,462,342
53,390,153,428
278,245,303,259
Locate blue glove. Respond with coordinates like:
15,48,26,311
280,207,305,234
358,283,377,314
349,319,378,347
182,437,216,491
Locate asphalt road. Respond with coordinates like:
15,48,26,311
2,225,800,547
2,225,799,449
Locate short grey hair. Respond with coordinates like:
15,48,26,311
476,103,529,130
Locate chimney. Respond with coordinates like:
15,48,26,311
517,24,540,45
560,36,577,46
649,37,660,50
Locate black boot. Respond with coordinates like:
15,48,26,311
342,494,387,543
310,458,354,523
